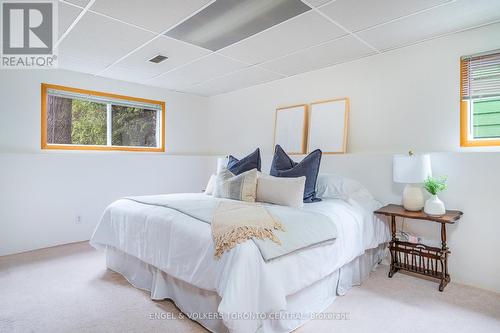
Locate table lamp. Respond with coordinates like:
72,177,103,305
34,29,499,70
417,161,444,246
216,156,228,173
393,152,432,211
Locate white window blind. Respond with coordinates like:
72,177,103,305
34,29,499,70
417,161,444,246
461,49,500,100
46,88,162,111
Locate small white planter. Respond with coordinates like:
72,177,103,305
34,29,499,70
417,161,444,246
424,195,446,216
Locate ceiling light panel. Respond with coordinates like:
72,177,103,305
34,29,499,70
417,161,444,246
164,0,312,51
320,0,452,32
220,10,346,64
90,0,213,33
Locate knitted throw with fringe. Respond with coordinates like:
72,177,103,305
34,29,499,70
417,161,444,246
212,201,284,258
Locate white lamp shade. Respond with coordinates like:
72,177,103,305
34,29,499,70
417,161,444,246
216,156,228,174
393,154,432,184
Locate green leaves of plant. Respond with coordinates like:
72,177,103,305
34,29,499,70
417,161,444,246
424,176,448,195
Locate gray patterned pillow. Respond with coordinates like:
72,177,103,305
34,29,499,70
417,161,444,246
213,168,258,202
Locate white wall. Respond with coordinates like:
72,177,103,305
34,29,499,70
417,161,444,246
0,153,214,255
0,69,210,154
0,69,213,255
292,152,499,293
207,23,500,155
205,23,500,292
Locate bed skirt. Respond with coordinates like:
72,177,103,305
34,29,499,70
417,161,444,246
106,244,387,333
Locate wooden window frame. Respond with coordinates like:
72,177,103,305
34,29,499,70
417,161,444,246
41,83,166,152
460,59,500,147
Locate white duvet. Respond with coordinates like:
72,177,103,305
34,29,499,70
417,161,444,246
90,193,390,333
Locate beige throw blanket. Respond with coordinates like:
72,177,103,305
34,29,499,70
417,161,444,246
212,201,285,258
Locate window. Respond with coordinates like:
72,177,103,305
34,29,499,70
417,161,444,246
460,50,500,147
41,84,165,152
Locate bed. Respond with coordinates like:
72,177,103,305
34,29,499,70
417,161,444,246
90,185,390,333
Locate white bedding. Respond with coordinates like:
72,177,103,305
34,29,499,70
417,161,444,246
90,193,390,333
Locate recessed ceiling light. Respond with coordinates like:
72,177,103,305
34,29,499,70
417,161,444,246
148,55,168,64
165,0,311,51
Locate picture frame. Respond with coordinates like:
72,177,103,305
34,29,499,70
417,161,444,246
273,104,308,155
308,98,349,154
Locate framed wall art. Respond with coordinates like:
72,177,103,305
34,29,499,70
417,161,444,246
308,98,349,154
273,104,308,155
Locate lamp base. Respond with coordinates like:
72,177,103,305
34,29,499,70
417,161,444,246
402,184,424,211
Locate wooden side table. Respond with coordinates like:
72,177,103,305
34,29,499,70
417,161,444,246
374,204,463,291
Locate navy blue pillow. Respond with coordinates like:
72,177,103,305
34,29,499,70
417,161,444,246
227,148,261,175
270,145,322,203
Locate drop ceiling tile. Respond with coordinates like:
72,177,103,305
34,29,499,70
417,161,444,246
357,0,500,51
106,36,211,76
148,54,248,90
63,0,90,7
302,0,331,7
58,54,110,74
58,2,82,39
320,0,452,32
90,0,213,33
260,36,375,76
220,10,346,64
58,12,155,67
183,66,283,96
98,66,155,83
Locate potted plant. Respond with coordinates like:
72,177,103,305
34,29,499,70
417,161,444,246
423,176,447,216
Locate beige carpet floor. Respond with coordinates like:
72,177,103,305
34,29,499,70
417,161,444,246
1,242,499,333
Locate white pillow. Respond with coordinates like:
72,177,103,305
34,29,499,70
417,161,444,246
315,173,373,201
213,168,258,202
256,174,305,209
205,175,216,195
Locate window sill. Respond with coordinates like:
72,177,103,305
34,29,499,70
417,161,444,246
41,145,165,153
460,139,500,148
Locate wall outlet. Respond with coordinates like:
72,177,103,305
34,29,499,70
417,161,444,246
75,215,82,224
